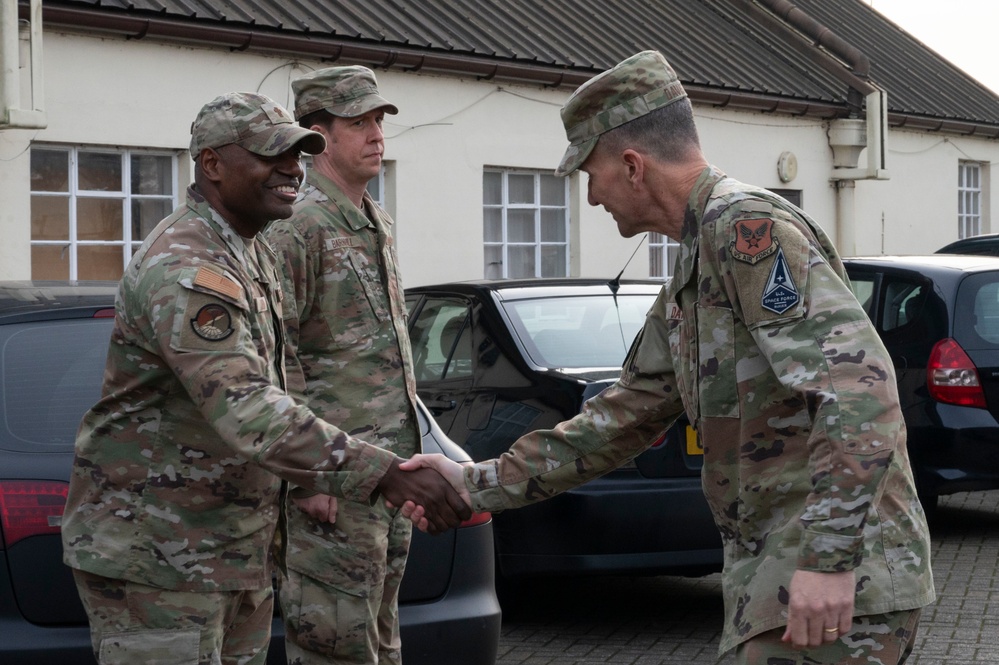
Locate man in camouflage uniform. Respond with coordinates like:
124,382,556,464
262,67,418,665
401,51,936,664
61,92,470,665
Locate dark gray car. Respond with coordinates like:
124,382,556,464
0,281,500,665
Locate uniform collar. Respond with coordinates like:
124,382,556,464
668,166,725,293
186,185,254,264
306,169,391,233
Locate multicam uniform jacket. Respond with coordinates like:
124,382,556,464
465,166,935,653
263,170,419,603
61,186,398,592
264,169,419,462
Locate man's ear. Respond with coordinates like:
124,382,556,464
199,147,224,183
621,149,645,190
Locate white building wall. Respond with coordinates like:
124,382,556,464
3,30,999,283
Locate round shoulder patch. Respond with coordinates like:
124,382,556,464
190,303,234,341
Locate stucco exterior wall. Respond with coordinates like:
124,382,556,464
3,30,999,284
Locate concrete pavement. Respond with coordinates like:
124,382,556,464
496,490,999,664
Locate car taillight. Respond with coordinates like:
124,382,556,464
0,480,69,549
94,308,116,318
460,512,491,528
927,338,987,409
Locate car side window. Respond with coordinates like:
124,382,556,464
849,275,877,320
409,298,473,382
882,280,926,332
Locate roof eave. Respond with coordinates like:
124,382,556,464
32,5,999,137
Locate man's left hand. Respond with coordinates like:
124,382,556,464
781,569,855,648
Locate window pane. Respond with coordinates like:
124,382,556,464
541,245,567,277
78,198,124,241
507,246,535,278
541,208,566,242
483,171,502,205
131,155,172,195
540,174,565,206
78,245,124,281
30,245,70,280
78,152,123,192
508,209,535,242
365,174,381,203
484,245,503,279
31,195,69,240
131,199,171,240
484,207,503,242
31,149,69,192
508,174,535,204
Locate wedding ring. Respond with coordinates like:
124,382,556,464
824,627,839,633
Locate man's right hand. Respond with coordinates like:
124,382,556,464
376,457,471,534
392,454,471,532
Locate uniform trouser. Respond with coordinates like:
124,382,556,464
279,498,413,665
72,569,273,665
734,608,922,665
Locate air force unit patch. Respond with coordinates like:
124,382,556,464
761,247,799,314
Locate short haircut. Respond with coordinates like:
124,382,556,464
597,99,701,164
298,109,335,131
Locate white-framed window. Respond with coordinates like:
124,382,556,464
648,232,680,279
30,146,179,281
483,169,569,279
959,161,982,238
366,166,385,207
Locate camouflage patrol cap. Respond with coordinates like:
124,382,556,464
555,50,688,176
292,66,399,119
189,92,326,159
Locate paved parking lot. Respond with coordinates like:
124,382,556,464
496,490,999,664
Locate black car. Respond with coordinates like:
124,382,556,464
844,256,999,512
936,233,999,257
0,281,500,665
405,278,722,600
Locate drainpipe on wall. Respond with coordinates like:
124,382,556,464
751,0,889,256
1,0,45,130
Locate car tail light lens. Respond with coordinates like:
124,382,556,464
460,511,491,528
0,480,69,549
927,338,987,409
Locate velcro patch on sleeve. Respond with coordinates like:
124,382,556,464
731,218,778,264
174,289,244,352
730,219,809,328
194,266,242,302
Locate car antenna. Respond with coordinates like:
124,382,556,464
609,234,648,296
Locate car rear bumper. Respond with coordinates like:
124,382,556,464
908,403,999,496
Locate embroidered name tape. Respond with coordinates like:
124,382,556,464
325,236,359,250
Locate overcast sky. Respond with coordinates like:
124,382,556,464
867,0,999,94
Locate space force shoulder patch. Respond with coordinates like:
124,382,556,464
729,216,807,327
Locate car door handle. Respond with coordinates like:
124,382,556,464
424,398,457,414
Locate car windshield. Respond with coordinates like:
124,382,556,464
0,319,112,453
503,293,657,369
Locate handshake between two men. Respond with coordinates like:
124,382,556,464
382,455,471,534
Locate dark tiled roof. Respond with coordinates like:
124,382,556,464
36,0,999,130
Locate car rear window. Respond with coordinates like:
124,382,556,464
955,272,999,349
504,294,656,368
0,319,112,453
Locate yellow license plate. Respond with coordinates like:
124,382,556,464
685,426,703,456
